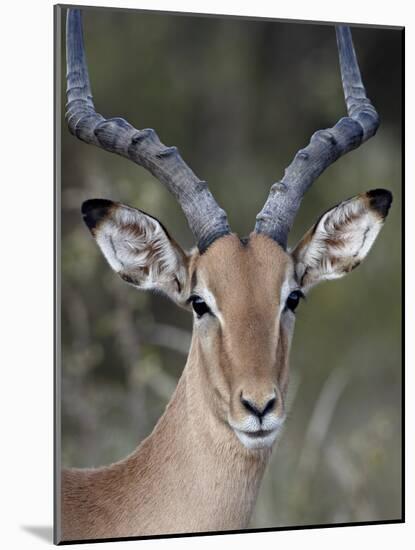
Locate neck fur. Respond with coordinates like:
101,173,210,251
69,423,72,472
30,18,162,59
123,338,271,535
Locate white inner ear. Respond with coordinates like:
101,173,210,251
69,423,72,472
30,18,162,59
294,196,384,291
94,205,186,291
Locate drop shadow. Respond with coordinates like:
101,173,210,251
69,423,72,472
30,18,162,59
21,525,54,543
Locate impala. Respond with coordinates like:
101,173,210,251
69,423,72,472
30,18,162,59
61,9,392,542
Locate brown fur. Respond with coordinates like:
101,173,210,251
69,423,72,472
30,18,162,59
61,234,294,541
62,189,390,541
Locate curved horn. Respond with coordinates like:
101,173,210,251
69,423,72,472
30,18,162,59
65,8,230,253
254,26,379,248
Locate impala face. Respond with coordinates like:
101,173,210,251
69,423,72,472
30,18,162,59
192,234,295,450
82,189,392,451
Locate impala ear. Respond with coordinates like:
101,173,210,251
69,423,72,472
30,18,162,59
292,189,392,293
81,199,190,305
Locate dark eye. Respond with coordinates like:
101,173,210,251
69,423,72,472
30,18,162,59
190,296,211,318
286,290,304,313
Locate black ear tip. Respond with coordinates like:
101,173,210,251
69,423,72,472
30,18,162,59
81,198,114,215
367,188,393,218
81,199,115,231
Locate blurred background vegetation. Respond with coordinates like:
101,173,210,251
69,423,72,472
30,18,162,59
59,7,402,529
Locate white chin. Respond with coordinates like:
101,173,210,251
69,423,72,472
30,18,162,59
234,428,280,450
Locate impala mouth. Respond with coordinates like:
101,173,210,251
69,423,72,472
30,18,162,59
233,426,282,450
228,413,285,450
243,429,274,438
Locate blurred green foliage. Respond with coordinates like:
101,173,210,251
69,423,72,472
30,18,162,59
59,7,402,528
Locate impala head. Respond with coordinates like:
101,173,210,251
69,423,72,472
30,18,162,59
67,10,392,451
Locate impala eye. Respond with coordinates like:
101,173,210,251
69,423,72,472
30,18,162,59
286,290,304,312
190,296,211,318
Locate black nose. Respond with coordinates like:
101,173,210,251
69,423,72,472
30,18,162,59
240,394,276,419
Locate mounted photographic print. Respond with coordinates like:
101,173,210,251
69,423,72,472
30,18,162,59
54,4,403,545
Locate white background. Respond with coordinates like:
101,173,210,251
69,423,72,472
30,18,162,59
0,0,410,548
